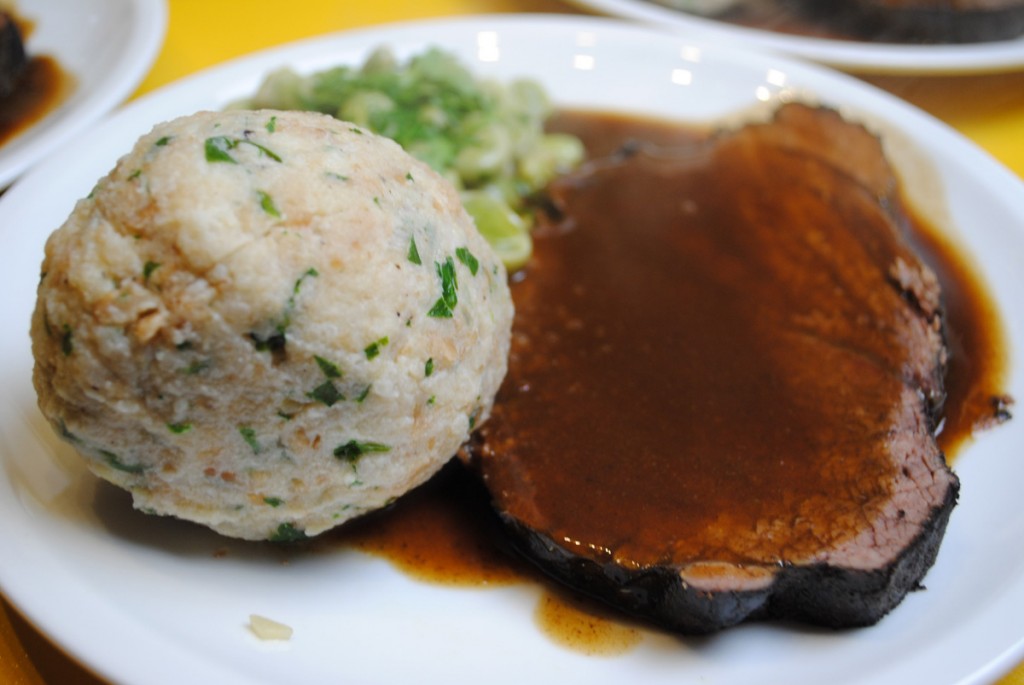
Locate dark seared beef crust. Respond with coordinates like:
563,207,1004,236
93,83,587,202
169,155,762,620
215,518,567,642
499,482,956,633
473,104,959,634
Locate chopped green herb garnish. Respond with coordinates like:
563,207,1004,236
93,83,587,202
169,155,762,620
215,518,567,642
101,450,145,474
204,136,283,164
438,257,458,307
294,267,319,294
143,261,161,282
167,422,192,434
204,136,237,163
266,115,277,133
155,135,172,146
247,140,282,161
407,236,422,265
255,268,319,355
127,169,142,180
239,426,262,454
277,410,295,421
264,496,283,507
455,247,479,275
308,381,344,407
364,337,389,360
356,385,371,403
276,267,319,334
427,395,436,405
428,298,453,318
427,257,458,318
425,357,434,377
257,190,281,218
333,439,391,464
58,420,80,443
406,171,414,181
60,325,73,356
269,522,307,542
181,359,210,375
314,355,342,379
250,332,286,354
326,172,348,181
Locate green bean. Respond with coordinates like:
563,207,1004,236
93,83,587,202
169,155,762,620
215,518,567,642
337,90,394,128
461,191,532,270
518,134,586,191
454,124,513,183
243,68,308,111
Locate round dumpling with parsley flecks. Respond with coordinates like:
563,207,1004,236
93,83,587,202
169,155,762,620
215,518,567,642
30,108,513,541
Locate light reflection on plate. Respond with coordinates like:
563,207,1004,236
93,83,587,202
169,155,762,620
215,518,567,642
566,0,1024,73
0,0,167,188
0,14,1022,685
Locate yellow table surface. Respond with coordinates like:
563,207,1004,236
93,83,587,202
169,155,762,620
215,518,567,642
2,1,1023,683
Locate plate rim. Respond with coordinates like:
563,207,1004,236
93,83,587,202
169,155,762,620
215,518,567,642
564,0,1024,74
0,13,1022,685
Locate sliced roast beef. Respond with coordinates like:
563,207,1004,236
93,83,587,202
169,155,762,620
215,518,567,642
469,103,958,633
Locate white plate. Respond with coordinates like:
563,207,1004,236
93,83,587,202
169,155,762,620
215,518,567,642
566,0,1024,73
1,14,1023,685
0,0,167,188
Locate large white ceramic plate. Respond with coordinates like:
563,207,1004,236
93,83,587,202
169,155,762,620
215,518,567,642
0,0,167,188
566,0,1024,73
1,14,1023,685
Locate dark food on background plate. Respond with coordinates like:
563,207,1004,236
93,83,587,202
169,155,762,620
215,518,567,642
0,11,27,97
651,0,1024,43
794,0,1024,43
0,9,75,152
469,103,962,633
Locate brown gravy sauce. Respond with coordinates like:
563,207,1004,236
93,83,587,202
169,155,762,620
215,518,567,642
533,590,644,656
324,109,1010,650
546,106,1011,455
908,223,1013,454
0,14,75,151
340,460,528,587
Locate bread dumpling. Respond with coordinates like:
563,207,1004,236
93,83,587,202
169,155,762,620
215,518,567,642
31,109,513,541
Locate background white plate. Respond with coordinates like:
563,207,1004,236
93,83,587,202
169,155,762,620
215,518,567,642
566,0,1024,73
0,0,166,188
1,14,1023,685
